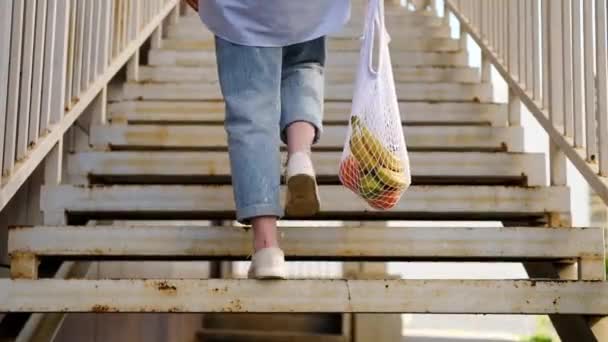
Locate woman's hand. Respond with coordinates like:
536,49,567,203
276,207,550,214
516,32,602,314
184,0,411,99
183,0,198,12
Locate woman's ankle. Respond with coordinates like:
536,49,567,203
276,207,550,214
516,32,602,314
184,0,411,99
251,216,279,251
287,121,315,155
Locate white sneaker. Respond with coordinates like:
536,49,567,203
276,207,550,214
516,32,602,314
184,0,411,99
285,152,320,217
247,247,287,279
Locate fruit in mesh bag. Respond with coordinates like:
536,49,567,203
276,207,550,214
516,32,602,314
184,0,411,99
339,156,362,192
368,188,402,210
349,116,407,192
359,172,384,199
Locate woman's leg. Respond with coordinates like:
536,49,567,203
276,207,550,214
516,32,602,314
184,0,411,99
252,216,279,250
281,36,326,150
287,121,316,155
281,37,326,216
214,37,283,250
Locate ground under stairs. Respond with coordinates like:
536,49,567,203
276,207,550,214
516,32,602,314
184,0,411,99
4,3,608,342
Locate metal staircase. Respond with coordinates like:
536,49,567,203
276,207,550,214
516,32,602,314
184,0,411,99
3,1,608,341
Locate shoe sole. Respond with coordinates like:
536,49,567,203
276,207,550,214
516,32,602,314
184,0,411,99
285,174,320,217
248,267,287,280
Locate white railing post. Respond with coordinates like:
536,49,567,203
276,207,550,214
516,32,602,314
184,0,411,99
547,0,568,206
596,0,608,176
583,0,597,163
562,0,574,139
508,89,521,127
0,0,14,185
51,0,71,127
3,0,25,179
572,0,586,149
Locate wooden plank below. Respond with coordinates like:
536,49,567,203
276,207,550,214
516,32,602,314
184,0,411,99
136,66,480,84
108,101,507,126
67,151,547,186
148,50,470,68
120,82,493,102
40,185,570,221
2,279,608,314
8,226,603,262
196,329,347,342
90,125,524,152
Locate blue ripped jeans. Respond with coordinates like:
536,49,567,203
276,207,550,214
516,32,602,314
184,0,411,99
215,36,325,223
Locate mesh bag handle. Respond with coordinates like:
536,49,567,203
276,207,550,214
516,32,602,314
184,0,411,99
362,0,391,76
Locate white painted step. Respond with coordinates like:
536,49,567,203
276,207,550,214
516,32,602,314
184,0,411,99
148,50,469,68
40,185,569,224
120,82,493,102
2,279,607,314
68,151,546,186
9,226,602,264
167,23,452,40
109,101,507,126
197,329,347,342
136,65,479,84
160,37,461,52
90,125,524,152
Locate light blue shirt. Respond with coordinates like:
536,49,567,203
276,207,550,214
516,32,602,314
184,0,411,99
198,0,351,47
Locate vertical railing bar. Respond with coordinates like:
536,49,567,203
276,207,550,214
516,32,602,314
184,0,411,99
548,0,568,187
490,0,496,50
532,0,541,101
548,0,565,129
542,0,550,109
525,0,534,92
508,0,518,79
563,0,574,138
71,0,84,103
28,0,49,148
583,0,598,161
522,0,528,89
572,0,586,148
596,0,608,175
122,0,128,50
3,0,25,177
40,0,57,135
0,1,14,183
81,0,93,90
496,0,501,61
50,0,70,125
100,0,111,75
150,23,163,49
112,0,119,58
91,0,101,83
502,0,507,62
64,0,76,113
16,0,38,162
128,0,133,45
519,0,525,85
479,0,484,43
494,0,498,59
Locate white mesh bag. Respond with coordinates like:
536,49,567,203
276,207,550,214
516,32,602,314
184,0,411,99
339,0,411,210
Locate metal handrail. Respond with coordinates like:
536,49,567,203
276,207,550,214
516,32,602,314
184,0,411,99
444,0,608,205
0,0,180,210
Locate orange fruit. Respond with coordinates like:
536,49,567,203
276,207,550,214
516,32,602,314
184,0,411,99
339,156,361,192
368,189,402,210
